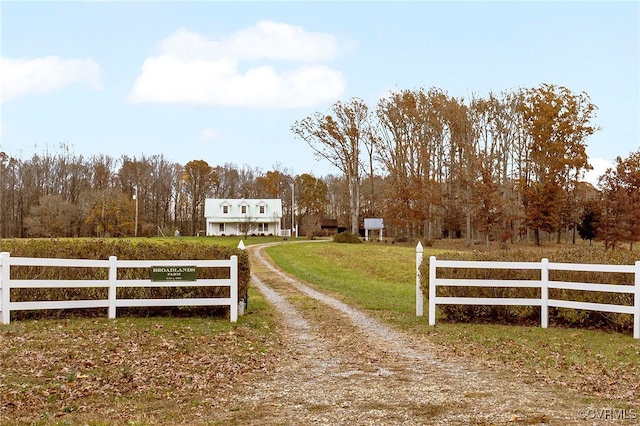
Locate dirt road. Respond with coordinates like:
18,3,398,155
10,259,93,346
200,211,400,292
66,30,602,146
214,243,604,425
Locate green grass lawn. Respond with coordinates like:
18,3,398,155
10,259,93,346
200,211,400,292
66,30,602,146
265,241,437,313
128,234,300,248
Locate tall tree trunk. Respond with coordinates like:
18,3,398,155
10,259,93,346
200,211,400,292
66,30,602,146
349,176,359,235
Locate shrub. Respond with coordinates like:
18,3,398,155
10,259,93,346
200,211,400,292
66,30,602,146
421,247,639,332
0,239,250,320
333,232,362,244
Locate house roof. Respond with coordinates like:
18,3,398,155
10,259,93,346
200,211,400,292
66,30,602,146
320,218,338,228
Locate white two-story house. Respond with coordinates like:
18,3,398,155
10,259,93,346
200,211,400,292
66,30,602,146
204,199,283,236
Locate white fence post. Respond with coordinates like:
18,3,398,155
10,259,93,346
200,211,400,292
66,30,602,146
108,256,117,319
1,252,10,325
230,255,238,322
635,261,640,340
428,255,437,326
541,258,549,329
416,242,424,316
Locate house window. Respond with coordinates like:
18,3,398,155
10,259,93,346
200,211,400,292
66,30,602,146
259,205,265,214
223,205,229,214
219,223,225,232
241,205,247,214
257,223,268,232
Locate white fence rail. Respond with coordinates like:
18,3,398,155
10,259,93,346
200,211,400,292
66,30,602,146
415,245,640,339
0,252,238,324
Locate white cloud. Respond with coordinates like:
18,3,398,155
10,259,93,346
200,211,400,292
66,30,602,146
227,20,339,62
159,22,338,63
584,157,614,187
199,127,219,142
128,21,346,108
0,56,102,103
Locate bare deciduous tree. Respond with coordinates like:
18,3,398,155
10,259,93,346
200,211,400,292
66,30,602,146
183,159,215,236
292,98,371,235
25,194,79,237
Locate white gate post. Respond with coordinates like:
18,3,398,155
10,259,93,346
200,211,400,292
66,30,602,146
416,242,423,316
1,252,10,324
541,258,549,329
108,256,117,319
429,256,437,326
230,255,238,322
634,261,640,339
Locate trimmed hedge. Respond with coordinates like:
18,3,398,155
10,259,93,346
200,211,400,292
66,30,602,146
420,247,639,333
0,239,250,320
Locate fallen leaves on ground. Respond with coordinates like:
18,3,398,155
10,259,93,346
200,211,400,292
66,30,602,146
0,317,286,425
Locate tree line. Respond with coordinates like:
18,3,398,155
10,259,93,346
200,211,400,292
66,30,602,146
0,145,332,239
1,83,638,248
291,83,639,248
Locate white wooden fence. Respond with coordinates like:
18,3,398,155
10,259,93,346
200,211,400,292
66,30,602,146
415,243,640,339
0,252,238,324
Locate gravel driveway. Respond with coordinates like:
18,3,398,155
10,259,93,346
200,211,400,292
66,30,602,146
214,243,615,425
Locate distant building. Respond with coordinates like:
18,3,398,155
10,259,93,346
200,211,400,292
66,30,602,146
204,199,284,236
320,218,339,236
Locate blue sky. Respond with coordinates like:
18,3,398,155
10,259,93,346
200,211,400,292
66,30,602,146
1,1,638,184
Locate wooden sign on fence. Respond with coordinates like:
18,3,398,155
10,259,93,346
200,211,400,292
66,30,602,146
150,266,197,282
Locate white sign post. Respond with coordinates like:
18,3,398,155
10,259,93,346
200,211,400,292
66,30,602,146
364,218,384,241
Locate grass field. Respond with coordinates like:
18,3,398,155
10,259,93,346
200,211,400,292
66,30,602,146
138,235,299,248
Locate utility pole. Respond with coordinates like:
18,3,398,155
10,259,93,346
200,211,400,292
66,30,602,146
133,185,138,237
289,182,295,238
